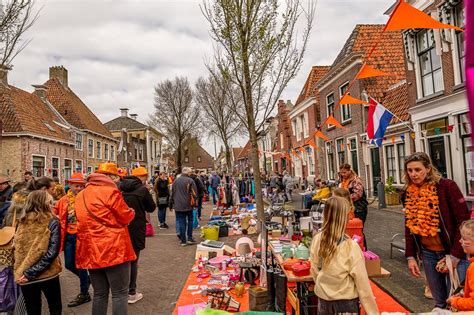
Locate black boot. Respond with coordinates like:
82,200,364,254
68,292,91,307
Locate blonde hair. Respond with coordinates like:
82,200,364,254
318,196,351,266
404,152,442,186
20,190,53,223
332,188,353,208
460,219,474,241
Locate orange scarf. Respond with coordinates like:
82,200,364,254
405,183,440,237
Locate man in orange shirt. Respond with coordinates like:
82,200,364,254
54,173,91,307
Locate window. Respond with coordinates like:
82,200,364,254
292,120,297,136
76,134,83,150
326,93,335,123
88,139,94,158
139,146,144,161
75,160,83,173
416,29,443,97
64,159,72,180
326,142,335,180
280,133,284,150
104,144,109,160
336,138,345,168
349,138,358,175
339,83,351,121
303,112,309,138
454,4,466,83
32,156,45,177
385,145,397,183
111,145,115,161
307,147,315,175
397,143,406,184
96,141,101,159
87,166,93,174
296,116,302,141
198,156,202,163
52,157,59,178
184,156,189,163
134,144,139,160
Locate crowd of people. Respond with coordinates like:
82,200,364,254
1,150,474,313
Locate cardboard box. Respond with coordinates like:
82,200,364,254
365,258,381,277
195,244,235,259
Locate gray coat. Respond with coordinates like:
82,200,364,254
170,175,197,212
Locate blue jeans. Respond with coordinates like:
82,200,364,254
211,187,218,205
158,205,167,224
422,249,470,308
176,210,193,243
64,234,90,294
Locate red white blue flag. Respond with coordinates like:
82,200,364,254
366,97,393,147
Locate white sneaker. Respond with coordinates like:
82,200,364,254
128,293,143,304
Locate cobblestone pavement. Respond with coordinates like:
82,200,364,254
51,194,434,314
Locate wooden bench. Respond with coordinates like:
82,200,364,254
390,233,405,259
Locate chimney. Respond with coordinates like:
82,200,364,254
130,114,138,120
49,66,68,88
0,65,12,86
120,108,129,117
32,84,48,100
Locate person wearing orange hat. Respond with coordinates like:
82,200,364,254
117,168,128,178
120,167,156,304
53,173,91,307
75,163,136,314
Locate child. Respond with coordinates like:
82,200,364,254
14,190,62,315
448,219,474,311
310,196,378,314
332,187,355,219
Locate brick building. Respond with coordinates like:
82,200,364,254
235,141,251,173
317,24,407,195
288,66,330,183
44,66,118,174
0,67,79,182
181,137,214,172
401,0,471,198
105,108,163,174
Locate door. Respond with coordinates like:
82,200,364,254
429,137,448,178
371,148,381,195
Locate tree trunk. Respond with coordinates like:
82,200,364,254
176,139,183,174
223,140,232,173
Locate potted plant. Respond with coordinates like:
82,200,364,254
385,176,400,205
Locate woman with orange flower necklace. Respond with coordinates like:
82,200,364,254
403,152,470,309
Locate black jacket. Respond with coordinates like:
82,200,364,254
24,219,61,280
191,175,204,198
154,178,170,198
121,176,156,252
0,185,12,203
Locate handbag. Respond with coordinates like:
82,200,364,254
0,210,17,267
187,183,198,208
446,255,463,296
145,223,154,237
158,197,168,205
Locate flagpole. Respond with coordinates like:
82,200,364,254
386,109,415,132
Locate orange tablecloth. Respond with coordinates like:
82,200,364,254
173,270,409,314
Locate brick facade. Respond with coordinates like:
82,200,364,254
274,100,293,174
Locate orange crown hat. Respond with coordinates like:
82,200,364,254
96,163,119,176
132,167,148,177
67,173,86,184
117,168,128,178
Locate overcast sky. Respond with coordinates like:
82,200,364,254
9,0,395,157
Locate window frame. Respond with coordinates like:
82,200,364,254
453,3,466,83
96,141,102,159
88,139,94,158
416,29,443,97
326,93,335,128
51,156,60,179
64,158,73,181
110,145,115,161
385,144,397,184
75,159,83,173
326,141,335,180
339,82,351,122
397,143,406,184
348,137,359,175
336,138,345,169
32,155,46,177
75,133,83,151
104,143,109,161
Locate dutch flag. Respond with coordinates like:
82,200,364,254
366,97,393,147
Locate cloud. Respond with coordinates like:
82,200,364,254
8,0,395,158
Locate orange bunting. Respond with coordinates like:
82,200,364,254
314,130,329,142
384,1,464,32
307,139,318,150
326,115,344,129
339,94,369,105
356,64,392,79
298,147,306,154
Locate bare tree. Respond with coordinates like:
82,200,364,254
151,77,200,173
195,73,243,172
0,0,39,67
202,0,316,220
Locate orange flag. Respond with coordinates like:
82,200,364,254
326,115,344,129
307,139,318,150
339,94,369,105
356,64,392,79
298,147,306,154
315,130,329,142
384,1,463,32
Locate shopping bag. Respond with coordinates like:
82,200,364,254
193,209,199,229
446,255,463,296
145,223,155,237
0,267,21,312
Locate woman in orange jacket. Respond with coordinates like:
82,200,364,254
75,163,136,315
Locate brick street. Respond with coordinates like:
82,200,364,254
48,195,436,315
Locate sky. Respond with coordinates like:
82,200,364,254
8,0,396,158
